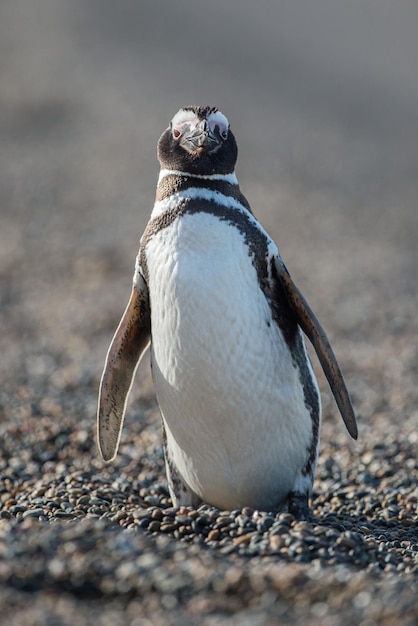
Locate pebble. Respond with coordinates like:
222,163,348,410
22,508,45,519
207,529,221,542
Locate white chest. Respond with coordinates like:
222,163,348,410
143,211,317,510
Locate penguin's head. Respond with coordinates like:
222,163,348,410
158,106,238,175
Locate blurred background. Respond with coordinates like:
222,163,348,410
0,0,417,438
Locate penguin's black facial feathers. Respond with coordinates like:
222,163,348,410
158,107,238,175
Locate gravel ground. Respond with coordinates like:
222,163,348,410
1,2,417,624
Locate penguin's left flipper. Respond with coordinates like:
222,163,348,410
97,275,151,462
273,257,358,440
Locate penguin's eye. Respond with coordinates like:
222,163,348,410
171,121,192,140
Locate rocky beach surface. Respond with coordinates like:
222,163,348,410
1,2,417,624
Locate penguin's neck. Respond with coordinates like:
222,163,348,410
154,168,253,216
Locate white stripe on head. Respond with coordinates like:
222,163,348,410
170,109,199,130
170,108,230,136
206,110,229,136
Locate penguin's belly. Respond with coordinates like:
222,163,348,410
145,212,315,511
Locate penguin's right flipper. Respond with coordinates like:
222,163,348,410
97,274,151,461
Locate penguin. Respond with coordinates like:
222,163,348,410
97,106,357,519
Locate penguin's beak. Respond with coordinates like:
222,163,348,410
180,120,220,154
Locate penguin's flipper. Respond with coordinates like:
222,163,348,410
97,275,151,461
273,257,358,440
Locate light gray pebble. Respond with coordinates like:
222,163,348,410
22,508,45,518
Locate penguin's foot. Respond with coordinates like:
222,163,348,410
164,444,203,508
288,491,312,520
